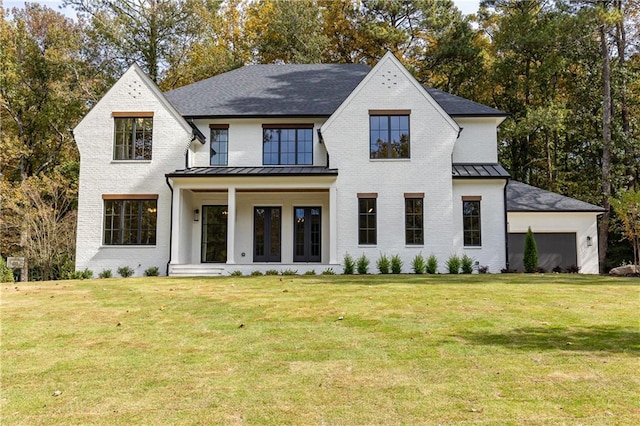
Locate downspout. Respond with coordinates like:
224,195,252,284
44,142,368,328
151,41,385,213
165,176,174,276
503,178,510,271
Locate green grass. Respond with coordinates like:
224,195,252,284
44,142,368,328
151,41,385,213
2,274,638,425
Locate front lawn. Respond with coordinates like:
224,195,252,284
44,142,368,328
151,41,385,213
2,274,638,424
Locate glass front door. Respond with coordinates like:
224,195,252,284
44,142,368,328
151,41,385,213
294,207,321,262
254,207,281,262
201,205,228,263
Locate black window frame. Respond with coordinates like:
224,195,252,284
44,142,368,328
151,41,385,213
369,114,410,159
262,126,313,166
358,197,377,245
210,125,229,166
463,199,482,247
405,197,424,245
103,198,157,245
113,116,153,160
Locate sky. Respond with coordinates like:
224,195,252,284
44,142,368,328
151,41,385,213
4,0,482,17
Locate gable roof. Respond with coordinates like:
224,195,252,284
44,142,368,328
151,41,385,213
507,181,605,212
164,62,506,118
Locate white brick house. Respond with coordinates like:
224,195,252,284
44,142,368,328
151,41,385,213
74,53,604,276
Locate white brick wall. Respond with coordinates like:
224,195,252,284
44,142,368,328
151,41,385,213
452,118,500,163
74,65,191,276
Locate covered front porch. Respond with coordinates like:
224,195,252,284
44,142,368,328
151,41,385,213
166,167,339,276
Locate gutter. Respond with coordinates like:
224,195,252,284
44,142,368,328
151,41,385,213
503,178,510,271
165,176,174,276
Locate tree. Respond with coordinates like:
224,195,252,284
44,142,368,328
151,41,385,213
523,226,538,273
611,190,640,266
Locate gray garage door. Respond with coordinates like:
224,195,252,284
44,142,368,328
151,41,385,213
508,232,577,272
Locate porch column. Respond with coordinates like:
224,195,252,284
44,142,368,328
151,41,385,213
226,187,236,264
170,186,182,264
329,184,338,264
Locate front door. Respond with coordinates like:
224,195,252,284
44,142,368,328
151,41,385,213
254,207,281,262
294,207,321,262
201,205,228,263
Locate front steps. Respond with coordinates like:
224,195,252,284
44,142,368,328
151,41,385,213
168,264,226,277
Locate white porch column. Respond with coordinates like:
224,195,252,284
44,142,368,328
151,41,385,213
170,186,182,264
226,187,236,264
329,184,338,264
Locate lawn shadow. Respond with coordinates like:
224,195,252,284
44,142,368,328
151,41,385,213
458,325,640,354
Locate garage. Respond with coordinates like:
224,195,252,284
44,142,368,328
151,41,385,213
508,232,577,272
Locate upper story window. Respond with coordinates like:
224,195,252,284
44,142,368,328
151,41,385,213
369,110,410,159
263,124,313,165
210,124,229,166
103,195,157,245
112,112,153,160
462,197,481,247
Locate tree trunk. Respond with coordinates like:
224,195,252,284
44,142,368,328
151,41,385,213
598,23,612,273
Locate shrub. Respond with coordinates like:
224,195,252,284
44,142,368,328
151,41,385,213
343,253,355,275
265,269,279,276
251,270,264,276
478,265,489,274
501,268,517,273
98,269,113,279
321,268,336,275
117,266,134,278
391,254,403,274
303,270,316,275
356,254,370,274
230,270,243,276
282,269,298,275
565,264,580,273
376,254,390,274
536,267,547,273
411,254,425,274
426,254,438,274
552,265,563,273
144,266,159,276
68,268,93,280
461,254,474,274
523,227,538,273
0,258,14,283
446,255,461,274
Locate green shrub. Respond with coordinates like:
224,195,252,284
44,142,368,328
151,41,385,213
411,254,425,274
265,269,279,276
251,270,264,276
67,268,93,280
356,254,370,274
98,269,113,279
303,270,316,275
117,266,134,278
461,254,474,274
376,254,390,274
321,268,335,275
478,265,489,274
426,254,438,274
343,253,355,274
230,270,243,276
523,226,538,273
144,266,159,276
391,254,403,274
446,255,461,274
282,269,298,276
1,259,15,283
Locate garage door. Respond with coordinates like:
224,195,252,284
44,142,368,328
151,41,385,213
508,232,577,272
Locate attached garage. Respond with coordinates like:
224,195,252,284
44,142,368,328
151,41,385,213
506,181,604,274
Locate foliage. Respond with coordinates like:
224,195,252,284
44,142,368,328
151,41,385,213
411,254,425,274
461,254,474,274
390,254,403,274
356,254,370,275
552,265,563,273
611,190,640,265
343,253,355,275
376,254,390,274
321,268,335,275
478,265,489,274
251,270,264,276
281,269,298,276
426,254,438,274
565,264,581,274
67,268,93,280
265,269,279,276
523,227,539,273
117,266,134,278
98,269,112,279
303,270,316,276
144,266,159,277
0,258,15,283
445,255,460,274
229,270,243,276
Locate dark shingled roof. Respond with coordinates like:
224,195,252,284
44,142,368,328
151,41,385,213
452,163,510,179
166,166,338,178
164,64,507,118
507,181,605,212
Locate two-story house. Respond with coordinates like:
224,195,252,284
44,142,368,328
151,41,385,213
74,53,603,276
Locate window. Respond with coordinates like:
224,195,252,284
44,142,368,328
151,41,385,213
263,125,313,165
210,125,228,166
113,113,153,160
103,196,157,245
369,112,410,159
463,198,481,246
358,195,377,245
405,196,424,245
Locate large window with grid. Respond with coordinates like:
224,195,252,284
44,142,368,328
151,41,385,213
369,112,410,159
405,196,424,245
103,196,157,245
463,198,481,246
210,125,229,166
358,196,377,245
113,114,153,160
263,125,313,165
